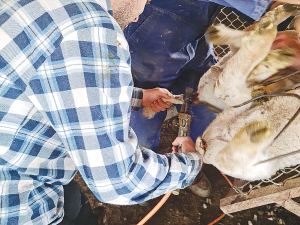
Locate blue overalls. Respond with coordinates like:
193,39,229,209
124,0,271,152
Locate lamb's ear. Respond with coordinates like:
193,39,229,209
195,137,206,156
247,48,296,84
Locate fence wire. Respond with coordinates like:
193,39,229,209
233,164,300,195
213,7,300,195
213,7,250,59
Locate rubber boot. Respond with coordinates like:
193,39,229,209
188,171,212,197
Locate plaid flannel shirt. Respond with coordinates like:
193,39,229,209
0,0,202,224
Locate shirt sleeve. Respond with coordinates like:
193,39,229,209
131,87,143,111
27,26,201,205
198,0,272,20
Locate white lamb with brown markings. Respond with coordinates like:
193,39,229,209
197,4,300,181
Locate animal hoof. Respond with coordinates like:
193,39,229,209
258,21,275,34
283,4,298,13
206,26,220,41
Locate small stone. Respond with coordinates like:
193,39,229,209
267,217,273,221
226,213,234,218
253,214,257,222
208,198,212,205
203,203,207,209
248,221,253,225
257,210,264,215
206,198,212,204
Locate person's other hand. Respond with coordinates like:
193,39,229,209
142,88,174,112
172,136,196,153
271,33,300,70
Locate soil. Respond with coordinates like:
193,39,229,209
82,117,300,225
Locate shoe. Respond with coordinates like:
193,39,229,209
188,171,212,197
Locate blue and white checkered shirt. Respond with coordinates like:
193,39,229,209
0,0,202,224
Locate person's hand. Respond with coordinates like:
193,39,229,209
142,88,174,113
271,33,300,70
172,136,196,153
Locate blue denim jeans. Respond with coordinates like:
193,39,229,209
124,0,220,152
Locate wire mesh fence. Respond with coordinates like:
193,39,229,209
213,7,300,195
213,6,250,59
233,164,300,195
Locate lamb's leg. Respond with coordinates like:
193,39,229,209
247,48,296,83
143,94,183,119
206,4,297,49
214,20,277,106
206,24,248,49
262,4,298,27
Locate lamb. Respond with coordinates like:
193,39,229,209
144,4,299,118
199,4,300,181
202,88,300,181
197,4,299,111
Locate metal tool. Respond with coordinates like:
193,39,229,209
172,87,193,195
254,149,300,166
177,87,193,147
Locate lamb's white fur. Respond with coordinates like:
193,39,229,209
199,4,300,181
203,88,300,181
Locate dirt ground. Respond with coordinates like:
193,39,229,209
89,117,300,225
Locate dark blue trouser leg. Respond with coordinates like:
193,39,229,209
125,0,221,152
130,108,167,152
58,181,98,225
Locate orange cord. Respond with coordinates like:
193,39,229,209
220,171,233,187
136,191,172,225
137,171,233,225
206,171,233,225
207,213,226,225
